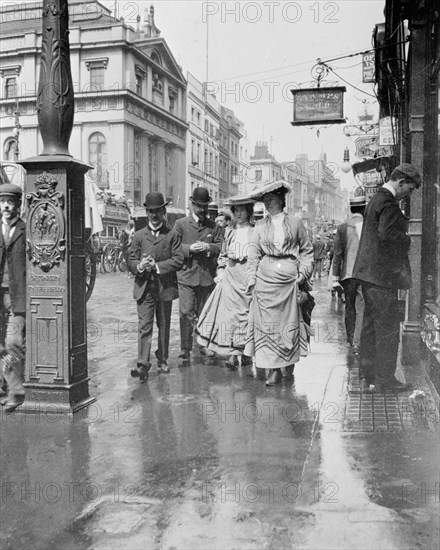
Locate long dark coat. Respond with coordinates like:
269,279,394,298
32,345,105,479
173,215,223,287
353,187,412,289
128,224,183,302
0,218,26,312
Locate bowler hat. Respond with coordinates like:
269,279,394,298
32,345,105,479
189,187,212,205
0,183,22,198
143,192,168,209
392,163,422,188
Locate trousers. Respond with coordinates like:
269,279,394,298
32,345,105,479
360,283,400,384
137,291,173,366
0,288,25,396
178,284,214,352
341,278,364,346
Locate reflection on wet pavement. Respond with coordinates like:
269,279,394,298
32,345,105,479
0,273,438,550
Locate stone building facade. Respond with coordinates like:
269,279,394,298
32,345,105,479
0,1,187,208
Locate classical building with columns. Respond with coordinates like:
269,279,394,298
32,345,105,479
0,0,187,208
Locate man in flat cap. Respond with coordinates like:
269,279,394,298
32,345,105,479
333,192,367,353
0,184,26,412
353,163,422,392
174,187,223,367
128,192,183,381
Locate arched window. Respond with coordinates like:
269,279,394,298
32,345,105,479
88,132,107,188
151,50,162,65
3,138,17,161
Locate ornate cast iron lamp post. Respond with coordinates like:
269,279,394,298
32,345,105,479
19,0,95,414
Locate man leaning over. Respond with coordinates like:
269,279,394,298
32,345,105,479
353,164,421,392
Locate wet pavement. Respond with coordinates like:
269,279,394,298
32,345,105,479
1,272,439,550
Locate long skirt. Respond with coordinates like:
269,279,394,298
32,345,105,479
196,260,251,355
244,256,309,369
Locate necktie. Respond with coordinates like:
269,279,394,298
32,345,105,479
3,224,11,247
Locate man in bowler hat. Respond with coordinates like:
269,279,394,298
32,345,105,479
353,163,422,392
0,184,26,412
128,192,183,380
174,187,223,367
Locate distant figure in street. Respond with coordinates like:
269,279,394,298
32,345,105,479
353,163,422,392
333,194,367,353
244,181,314,386
196,196,255,370
174,187,223,367
128,193,183,381
311,235,326,280
0,184,26,413
120,220,135,276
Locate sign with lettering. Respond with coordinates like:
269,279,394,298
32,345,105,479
355,135,393,158
362,52,375,83
290,87,346,125
379,116,397,145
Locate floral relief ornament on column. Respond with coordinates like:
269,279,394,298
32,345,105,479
26,172,66,272
37,0,74,156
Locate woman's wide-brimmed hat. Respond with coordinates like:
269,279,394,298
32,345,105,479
189,186,212,205
248,180,291,200
223,194,255,207
143,192,169,209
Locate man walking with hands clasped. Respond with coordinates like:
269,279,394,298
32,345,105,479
353,164,422,392
174,187,223,367
129,192,183,381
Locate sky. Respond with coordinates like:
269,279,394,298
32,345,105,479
103,0,385,189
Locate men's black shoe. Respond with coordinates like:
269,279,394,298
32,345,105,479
177,351,190,368
158,361,170,374
283,365,295,378
359,378,374,392
4,394,25,413
131,364,150,380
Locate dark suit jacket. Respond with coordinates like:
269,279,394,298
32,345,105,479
174,215,223,287
128,224,184,302
0,218,26,312
353,187,412,289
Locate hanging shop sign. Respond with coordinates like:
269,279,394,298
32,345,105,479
355,135,393,158
379,116,397,146
290,86,346,126
362,52,375,83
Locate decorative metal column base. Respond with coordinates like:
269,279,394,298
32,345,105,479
20,156,95,415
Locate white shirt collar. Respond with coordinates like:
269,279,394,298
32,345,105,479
382,182,396,197
192,213,199,223
149,222,163,232
2,215,18,226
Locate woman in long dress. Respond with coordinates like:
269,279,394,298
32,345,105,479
244,181,314,386
196,197,255,369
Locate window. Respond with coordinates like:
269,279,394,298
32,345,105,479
191,139,196,165
191,107,195,121
204,148,208,171
5,77,17,98
255,169,262,181
136,74,143,96
4,138,17,161
196,111,201,126
205,119,209,132
210,123,214,137
169,92,176,114
89,132,107,188
90,67,104,90
197,142,201,164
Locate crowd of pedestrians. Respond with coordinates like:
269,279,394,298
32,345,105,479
0,162,422,412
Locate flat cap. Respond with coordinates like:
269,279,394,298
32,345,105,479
0,183,23,197
393,163,422,188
